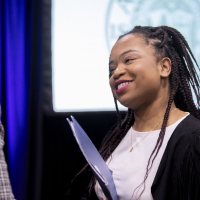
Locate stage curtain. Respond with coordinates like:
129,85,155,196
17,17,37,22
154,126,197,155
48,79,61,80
0,0,43,199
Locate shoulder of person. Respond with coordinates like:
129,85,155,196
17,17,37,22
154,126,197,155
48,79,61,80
171,114,200,160
166,114,200,159
173,114,200,139
154,114,200,200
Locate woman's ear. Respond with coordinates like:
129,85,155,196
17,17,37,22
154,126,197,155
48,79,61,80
159,57,172,78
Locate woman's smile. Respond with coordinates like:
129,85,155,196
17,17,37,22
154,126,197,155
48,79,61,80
114,80,133,95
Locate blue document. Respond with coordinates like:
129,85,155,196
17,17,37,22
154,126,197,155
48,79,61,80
66,116,118,200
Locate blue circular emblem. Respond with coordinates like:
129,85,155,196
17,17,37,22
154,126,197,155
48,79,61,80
105,0,200,64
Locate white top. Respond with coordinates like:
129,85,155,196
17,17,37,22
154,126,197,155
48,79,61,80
95,114,189,200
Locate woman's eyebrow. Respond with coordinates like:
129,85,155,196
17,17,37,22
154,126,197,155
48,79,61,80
109,49,139,66
120,49,139,57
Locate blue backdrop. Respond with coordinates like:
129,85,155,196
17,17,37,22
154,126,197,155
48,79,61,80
0,1,41,199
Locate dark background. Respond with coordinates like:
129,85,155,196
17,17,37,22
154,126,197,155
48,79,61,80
41,112,117,199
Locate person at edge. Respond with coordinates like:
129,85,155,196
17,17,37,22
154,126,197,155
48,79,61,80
0,107,15,199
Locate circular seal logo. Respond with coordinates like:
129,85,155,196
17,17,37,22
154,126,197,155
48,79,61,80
105,0,200,64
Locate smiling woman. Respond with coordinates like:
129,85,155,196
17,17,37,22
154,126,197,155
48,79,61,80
67,25,200,200
109,34,170,110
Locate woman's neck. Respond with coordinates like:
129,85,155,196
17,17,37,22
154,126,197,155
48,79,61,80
132,102,185,132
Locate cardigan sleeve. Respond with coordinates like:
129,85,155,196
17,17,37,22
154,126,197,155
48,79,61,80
151,115,200,200
179,131,200,199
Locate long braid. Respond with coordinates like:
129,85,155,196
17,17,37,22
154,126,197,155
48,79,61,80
172,50,199,115
111,109,134,154
99,109,134,161
161,26,200,108
114,97,122,127
162,26,200,118
133,92,174,200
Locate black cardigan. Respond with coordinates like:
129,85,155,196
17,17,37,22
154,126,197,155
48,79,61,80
152,114,200,200
67,114,200,200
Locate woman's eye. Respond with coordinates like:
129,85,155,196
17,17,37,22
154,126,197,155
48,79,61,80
125,58,134,64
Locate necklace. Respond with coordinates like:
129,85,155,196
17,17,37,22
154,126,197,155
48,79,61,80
129,133,149,152
129,106,178,152
129,115,162,152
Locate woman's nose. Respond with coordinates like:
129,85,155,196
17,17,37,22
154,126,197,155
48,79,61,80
112,65,125,79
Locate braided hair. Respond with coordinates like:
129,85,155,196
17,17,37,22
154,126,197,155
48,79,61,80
98,25,200,199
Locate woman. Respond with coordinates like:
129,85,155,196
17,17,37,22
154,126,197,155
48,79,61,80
69,26,200,200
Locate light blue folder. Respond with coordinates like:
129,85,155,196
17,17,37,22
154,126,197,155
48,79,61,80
66,116,118,200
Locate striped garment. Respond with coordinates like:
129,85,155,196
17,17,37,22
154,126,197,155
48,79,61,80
0,123,15,199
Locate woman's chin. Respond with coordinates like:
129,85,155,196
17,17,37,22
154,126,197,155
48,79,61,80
118,99,134,109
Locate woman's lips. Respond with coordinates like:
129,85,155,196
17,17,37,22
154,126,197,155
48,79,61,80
114,80,132,95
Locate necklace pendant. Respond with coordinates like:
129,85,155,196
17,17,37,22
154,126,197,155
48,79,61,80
129,147,133,152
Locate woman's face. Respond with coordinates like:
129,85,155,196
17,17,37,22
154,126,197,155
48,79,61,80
109,34,168,110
